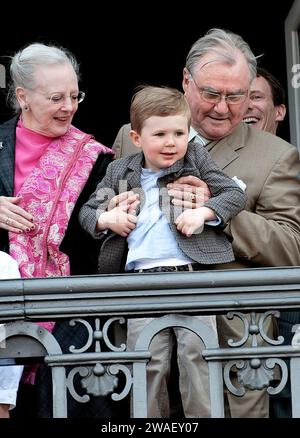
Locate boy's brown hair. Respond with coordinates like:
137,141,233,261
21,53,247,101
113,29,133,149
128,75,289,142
130,85,191,134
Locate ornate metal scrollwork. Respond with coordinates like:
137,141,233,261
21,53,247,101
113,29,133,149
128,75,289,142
226,310,284,348
292,324,300,347
224,360,246,396
65,317,130,403
68,317,127,353
236,359,274,390
226,312,249,347
259,311,284,345
68,318,94,353
66,366,91,403
66,363,119,401
109,364,133,401
265,358,288,395
223,311,289,397
103,317,127,352
81,363,118,396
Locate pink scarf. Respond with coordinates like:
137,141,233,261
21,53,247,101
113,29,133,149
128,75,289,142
9,125,113,278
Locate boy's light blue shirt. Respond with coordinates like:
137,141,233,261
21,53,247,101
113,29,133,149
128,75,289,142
125,166,220,271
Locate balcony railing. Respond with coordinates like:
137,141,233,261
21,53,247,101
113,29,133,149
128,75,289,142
1,266,300,418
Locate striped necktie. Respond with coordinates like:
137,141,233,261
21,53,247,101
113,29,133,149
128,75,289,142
193,135,208,147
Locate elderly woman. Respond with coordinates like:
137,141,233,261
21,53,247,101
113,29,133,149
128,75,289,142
0,43,115,417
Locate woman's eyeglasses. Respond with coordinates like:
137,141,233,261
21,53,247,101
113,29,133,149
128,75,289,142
27,89,86,105
47,91,85,105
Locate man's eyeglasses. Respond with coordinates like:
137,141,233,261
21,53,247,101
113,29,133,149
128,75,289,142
189,73,247,105
28,90,85,105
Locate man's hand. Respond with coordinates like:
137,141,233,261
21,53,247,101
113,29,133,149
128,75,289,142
0,403,10,418
167,176,211,209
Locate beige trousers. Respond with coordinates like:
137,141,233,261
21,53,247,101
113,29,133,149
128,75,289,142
127,313,271,418
127,316,217,418
217,314,271,418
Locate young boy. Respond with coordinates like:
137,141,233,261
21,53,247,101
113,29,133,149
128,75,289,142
79,85,246,417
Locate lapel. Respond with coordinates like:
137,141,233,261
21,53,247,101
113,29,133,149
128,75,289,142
126,153,144,189
206,122,247,170
0,116,18,196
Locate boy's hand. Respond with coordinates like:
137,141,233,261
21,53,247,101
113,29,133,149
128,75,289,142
97,204,137,237
175,207,216,237
108,191,140,215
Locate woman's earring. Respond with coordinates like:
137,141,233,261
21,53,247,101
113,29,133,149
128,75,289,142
24,105,29,111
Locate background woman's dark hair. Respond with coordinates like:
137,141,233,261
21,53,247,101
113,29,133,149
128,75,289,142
257,67,286,106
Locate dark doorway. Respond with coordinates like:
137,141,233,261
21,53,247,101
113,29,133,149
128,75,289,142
0,2,294,145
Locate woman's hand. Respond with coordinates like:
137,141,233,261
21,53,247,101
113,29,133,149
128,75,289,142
0,196,35,233
167,176,211,209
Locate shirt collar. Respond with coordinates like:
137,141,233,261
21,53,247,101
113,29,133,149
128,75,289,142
189,127,210,145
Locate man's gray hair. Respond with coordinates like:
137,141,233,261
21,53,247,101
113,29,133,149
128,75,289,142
8,43,80,113
185,28,257,82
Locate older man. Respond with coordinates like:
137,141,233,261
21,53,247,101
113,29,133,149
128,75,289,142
112,29,300,418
